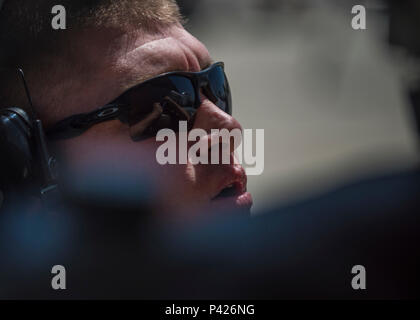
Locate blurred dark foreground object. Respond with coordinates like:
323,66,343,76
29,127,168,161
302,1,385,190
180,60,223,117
387,0,420,141
388,0,420,56
176,0,199,18
0,166,419,299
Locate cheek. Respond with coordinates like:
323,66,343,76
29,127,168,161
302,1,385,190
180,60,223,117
55,122,216,212
53,123,155,172
114,138,202,203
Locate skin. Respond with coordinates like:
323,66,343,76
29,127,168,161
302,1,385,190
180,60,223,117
34,22,252,219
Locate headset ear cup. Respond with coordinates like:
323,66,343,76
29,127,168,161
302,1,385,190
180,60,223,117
0,108,34,191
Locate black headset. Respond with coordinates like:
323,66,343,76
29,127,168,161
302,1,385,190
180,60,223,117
0,68,58,208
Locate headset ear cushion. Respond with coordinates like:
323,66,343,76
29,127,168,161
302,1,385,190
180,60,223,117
3,107,32,126
0,108,34,190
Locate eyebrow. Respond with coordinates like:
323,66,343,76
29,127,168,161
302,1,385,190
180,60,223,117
125,57,214,92
201,59,214,70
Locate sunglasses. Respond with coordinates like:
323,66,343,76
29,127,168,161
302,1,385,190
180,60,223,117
47,62,232,140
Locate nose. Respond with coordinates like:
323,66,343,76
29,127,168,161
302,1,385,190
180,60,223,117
192,96,242,156
192,95,242,134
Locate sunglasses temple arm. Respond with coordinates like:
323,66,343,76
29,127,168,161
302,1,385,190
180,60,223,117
46,103,125,139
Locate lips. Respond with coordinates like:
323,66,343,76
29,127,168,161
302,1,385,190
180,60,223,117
210,165,253,211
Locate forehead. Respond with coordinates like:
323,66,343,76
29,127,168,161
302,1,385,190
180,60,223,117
39,24,212,124
115,25,212,89
80,23,211,93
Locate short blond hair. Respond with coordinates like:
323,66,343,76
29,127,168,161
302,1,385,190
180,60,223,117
0,0,183,110
0,0,183,66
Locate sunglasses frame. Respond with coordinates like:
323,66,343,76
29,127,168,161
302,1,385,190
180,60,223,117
118,61,230,113
47,62,231,139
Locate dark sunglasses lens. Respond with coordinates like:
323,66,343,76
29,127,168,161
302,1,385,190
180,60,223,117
121,76,196,121
120,75,196,139
167,75,196,113
208,65,232,115
120,64,230,140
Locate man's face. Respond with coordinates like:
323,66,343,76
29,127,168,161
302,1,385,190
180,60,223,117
42,23,252,218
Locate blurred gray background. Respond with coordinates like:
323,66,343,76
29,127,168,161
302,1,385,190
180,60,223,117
180,0,420,213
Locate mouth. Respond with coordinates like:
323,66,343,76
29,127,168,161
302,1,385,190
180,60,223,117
215,182,240,198
210,167,253,211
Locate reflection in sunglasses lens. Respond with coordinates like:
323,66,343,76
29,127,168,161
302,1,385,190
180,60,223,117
209,66,227,101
